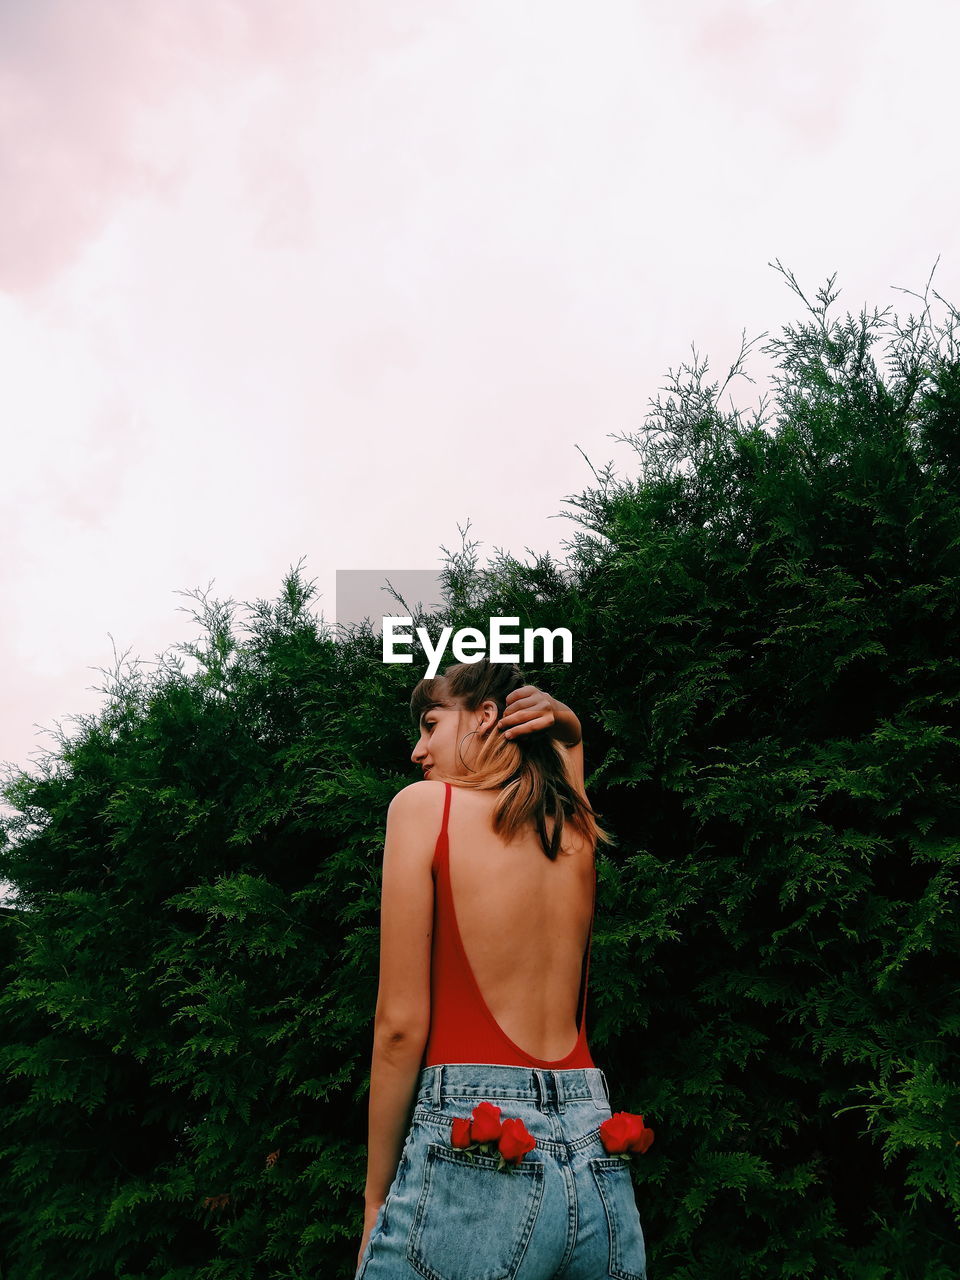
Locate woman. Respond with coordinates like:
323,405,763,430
355,657,649,1279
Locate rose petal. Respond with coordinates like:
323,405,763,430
470,1101,503,1144
599,1111,635,1154
498,1116,537,1164
451,1117,473,1148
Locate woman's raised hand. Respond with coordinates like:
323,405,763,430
497,685,557,740
498,685,587,794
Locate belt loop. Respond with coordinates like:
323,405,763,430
600,1068,610,1104
533,1069,547,1111
587,1068,608,1108
432,1064,444,1109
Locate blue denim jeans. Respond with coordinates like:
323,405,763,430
356,1063,648,1280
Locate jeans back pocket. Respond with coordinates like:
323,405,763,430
407,1141,544,1280
589,1157,647,1280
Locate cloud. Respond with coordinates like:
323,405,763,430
688,2,869,152
0,0,431,293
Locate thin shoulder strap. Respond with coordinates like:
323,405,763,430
576,858,596,1029
441,781,452,836
431,782,453,874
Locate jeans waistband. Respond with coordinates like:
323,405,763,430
416,1063,610,1111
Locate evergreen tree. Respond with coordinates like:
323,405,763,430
1,263,958,1278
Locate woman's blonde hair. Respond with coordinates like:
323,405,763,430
409,657,613,861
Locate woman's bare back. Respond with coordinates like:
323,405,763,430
442,783,595,1063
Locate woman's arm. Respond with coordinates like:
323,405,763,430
360,786,434,1250
363,1035,424,1206
497,687,585,794
497,686,581,745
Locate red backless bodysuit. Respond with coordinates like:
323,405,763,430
423,781,595,1070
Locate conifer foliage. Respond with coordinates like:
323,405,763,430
1,264,959,1278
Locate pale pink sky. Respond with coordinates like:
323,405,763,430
1,1,958,876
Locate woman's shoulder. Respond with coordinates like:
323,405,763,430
388,778,449,813
388,780,502,829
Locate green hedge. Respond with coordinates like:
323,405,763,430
1,265,958,1278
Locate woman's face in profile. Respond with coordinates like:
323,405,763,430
410,698,467,781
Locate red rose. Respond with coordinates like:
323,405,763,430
469,1101,503,1144
600,1111,654,1155
451,1117,473,1148
449,1101,537,1170
629,1121,655,1154
599,1112,634,1153
498,1117,537,1165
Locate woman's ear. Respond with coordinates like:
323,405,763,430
476,698,500,735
